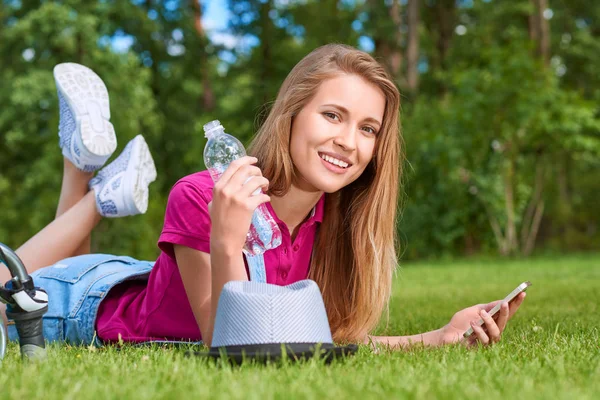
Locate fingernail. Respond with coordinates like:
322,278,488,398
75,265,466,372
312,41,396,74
481,310,488,317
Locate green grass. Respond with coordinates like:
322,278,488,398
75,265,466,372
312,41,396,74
1,254,598,399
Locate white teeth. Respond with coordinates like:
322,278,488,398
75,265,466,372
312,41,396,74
320,153,349,168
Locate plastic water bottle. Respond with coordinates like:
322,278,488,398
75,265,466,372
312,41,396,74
203,120,282,256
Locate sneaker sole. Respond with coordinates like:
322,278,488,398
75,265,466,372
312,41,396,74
125,136,157,215
53,63,117,159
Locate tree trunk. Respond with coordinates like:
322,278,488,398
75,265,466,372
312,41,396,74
528,0,539,43
521,0,552,256
406,0,420,93
557,153,575,247
370,0,403,84
523,201,544,255
259,0,274,104
529,0,550,66
144,0,160,99
192,0,204,36
521,157,546,255
388,0,402,79
537,0,550,65
76,32,85,63
435,0,455,71
481,198,508,256
191,0,215,111
504,155,518,255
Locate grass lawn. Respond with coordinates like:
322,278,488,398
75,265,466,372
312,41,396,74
0,254,598,399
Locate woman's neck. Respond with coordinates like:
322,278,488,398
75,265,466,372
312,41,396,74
269,185,323,237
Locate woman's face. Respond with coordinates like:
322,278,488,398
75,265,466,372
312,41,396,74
289,73,386,193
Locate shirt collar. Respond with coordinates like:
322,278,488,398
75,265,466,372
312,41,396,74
310,193,325,224
266,193,325,227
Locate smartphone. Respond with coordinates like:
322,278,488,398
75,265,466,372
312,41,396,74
463,281,531,338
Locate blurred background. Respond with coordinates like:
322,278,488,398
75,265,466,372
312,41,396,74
0,0,598,261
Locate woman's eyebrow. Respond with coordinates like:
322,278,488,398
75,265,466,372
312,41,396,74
322,103,382,127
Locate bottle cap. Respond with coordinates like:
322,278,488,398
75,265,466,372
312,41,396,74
203,120,224,138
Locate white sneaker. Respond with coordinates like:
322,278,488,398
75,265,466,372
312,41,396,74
53,63,117,172
89,135,157,218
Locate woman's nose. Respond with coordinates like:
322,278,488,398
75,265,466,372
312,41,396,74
333,125,357,151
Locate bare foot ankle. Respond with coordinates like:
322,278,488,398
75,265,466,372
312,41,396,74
63,157,94,183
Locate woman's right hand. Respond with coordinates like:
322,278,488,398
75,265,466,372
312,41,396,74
208,156,271,254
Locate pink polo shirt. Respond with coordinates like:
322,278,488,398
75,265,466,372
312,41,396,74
95,170,325,342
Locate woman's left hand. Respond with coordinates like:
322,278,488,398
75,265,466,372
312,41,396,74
439,292,526,347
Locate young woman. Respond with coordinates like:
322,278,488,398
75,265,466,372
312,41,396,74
1,44,525,349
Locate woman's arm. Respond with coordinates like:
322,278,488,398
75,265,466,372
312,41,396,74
367,329,443,350
365,292,527,350
174,244,247,347
174,156,270,347
208,246,247,345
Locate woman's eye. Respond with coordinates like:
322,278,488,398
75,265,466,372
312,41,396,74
362,126,377,135
324,112,339,121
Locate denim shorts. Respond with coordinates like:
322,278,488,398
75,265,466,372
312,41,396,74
7,254,153,346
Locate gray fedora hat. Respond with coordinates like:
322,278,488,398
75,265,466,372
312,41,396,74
189,280,357,363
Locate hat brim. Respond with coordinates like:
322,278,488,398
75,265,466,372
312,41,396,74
186,342,358,364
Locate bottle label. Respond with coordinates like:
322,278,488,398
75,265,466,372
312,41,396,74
245,253,267,283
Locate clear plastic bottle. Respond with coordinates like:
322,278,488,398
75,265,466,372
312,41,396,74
203,120,282,256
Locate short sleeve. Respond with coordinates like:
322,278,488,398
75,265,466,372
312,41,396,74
158,180,212,258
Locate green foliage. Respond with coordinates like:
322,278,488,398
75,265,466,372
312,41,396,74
0,0,598,259
401,0,600,257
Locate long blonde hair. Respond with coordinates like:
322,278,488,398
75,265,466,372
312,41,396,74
248,44,402,342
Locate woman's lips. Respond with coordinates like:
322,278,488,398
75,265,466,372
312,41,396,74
319,155,349,174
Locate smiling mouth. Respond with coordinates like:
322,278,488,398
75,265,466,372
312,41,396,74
318,152,351,169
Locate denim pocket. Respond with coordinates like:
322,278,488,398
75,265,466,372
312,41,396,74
36,254,137,284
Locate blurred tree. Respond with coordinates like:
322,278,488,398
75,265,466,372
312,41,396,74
365,0,404,84
191,0,215,111
1,0,598,261
104,0,219,189
406,0,420,93
529,0,551,64
400,0,599,257
421,0,456,94
541,0,600,250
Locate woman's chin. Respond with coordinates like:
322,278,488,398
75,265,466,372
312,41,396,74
293,168,355,193
309,177,348,194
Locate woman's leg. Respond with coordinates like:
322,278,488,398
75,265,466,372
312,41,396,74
0,192,101,287
16,192,101,273
0,159,99,286
0,133,156,286
55,158,95,256
0,191,100,325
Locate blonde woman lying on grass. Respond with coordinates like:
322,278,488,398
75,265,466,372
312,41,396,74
1,44,525,349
